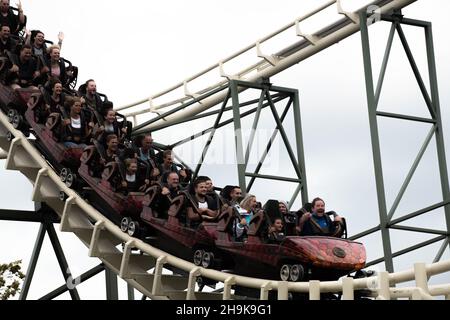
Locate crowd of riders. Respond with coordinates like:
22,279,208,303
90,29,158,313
0,1,345,244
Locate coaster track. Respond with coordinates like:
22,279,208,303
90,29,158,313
2,0,450,300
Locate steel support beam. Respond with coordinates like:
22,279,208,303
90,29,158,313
105,267,119,300
169,95,287,149
360,11,450,268
360,11,394,272
193,91,230,180
424,23,450,250
127,284,135,300
375,23,396,107
0,209,60,223
246,102,291,192
365,235,447,268
434,239,449,263
230,80,247,192
387,126,437,222
19,223,46,300
39,264,105,300
292,89,309,204
244,90,266,170
46,222,81,300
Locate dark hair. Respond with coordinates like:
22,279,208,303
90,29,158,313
312,197,325,208
167,171,179,180
220,185,234,201
85,79,95,87
193,178,207,189
106,134,118,143
196,176,211,182
0,24,10,30
273,217,283,223
21,44,32,51
30,30,44,43
163,150,172,159
48,77,62,90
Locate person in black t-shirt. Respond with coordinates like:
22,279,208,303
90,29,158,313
187,179,218,225
0,0,25,35
0,25,17,54
8,44,39,89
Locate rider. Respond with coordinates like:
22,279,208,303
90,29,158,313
298,197,344,237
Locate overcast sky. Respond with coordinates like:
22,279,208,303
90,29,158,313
1,0,450,299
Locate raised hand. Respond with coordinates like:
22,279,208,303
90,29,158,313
58,32,64,42
16,0,23,12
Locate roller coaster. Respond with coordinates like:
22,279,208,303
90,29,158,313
1,0,450,300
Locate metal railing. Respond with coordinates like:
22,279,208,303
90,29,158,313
116,0,417,132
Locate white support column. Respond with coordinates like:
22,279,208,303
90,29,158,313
152,256,168,296
411,288,423,300
377,272,391,300
88,221,105,257
309,280,321,300
414,263,430,295
223,276,235,300
119,240,135,279
31,168,49,202
260,282,272,300
277,281,289,300
186,267,201,300
342,277,355,300
60,196,76,232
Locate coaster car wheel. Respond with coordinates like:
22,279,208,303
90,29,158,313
193,249,204,267
60,167,71,183
7,109,17,123
127,220,140,238
65,172,77,188
201,251,214,269
280,264,291,281
121,217,131,233
6,131,14,142
290,264,305,282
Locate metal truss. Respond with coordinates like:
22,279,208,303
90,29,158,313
355,10,450,272
136,79,309,209
0,203,134,300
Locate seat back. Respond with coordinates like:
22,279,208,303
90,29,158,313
217,206,234,232
247,210,266,237
168,194,186,218
102,161,117,182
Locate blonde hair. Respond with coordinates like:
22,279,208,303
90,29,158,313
47,44,61,54
240,194,256,211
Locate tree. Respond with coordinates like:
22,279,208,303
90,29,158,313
0,260,25,300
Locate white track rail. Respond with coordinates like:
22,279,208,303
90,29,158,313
1,112,450,300
118,0,417,132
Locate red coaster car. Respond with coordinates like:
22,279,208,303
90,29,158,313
25,89,84,186
140,189,225,271
0,80,38,134
215,209,366,282
78,146,149,232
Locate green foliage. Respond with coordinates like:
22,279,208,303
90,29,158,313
0,260,25,300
